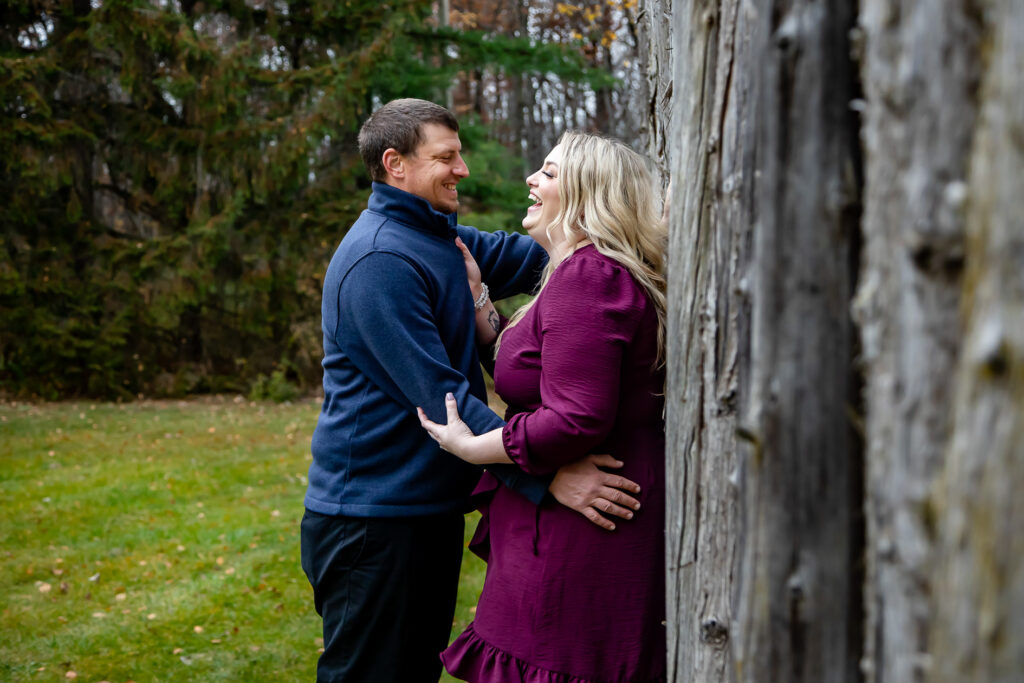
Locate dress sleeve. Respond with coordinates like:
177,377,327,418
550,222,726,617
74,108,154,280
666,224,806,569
501,252,648,476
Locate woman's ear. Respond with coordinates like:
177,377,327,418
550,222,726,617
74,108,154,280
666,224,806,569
382,148,405,180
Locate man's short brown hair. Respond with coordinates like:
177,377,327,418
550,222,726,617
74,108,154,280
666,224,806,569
357,99,460,182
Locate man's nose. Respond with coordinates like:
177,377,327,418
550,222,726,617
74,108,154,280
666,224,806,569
453,155,469,178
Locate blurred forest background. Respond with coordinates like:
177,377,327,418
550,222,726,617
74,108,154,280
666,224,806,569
0,0,645,400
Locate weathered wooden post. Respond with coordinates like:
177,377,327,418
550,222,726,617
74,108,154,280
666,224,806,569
645,0,863,679
647,0,1024,679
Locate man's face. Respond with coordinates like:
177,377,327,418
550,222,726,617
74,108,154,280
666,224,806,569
393,123,469,213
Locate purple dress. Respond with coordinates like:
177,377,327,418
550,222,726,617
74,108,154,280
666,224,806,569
441,245,667,683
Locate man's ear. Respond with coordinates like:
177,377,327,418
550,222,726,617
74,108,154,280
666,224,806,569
382,148,405,180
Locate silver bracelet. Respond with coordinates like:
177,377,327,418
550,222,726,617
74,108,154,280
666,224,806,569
474,282,490,310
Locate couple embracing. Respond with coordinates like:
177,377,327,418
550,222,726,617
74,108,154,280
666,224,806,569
301,98,667,683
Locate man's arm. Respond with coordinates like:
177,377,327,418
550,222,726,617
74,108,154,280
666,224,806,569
336,251,504,440
455,225,547,299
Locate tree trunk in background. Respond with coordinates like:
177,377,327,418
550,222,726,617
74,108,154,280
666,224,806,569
928,1,1024,680
736,0,863,679
647,0,862,679
649,0,1024,679
855,0,979,680
642,0,673,181
658,0,750,680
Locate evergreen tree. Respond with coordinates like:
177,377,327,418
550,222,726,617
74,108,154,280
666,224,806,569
0,0,607,399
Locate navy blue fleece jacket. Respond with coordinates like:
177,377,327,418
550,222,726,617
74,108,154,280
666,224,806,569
305,182,549,517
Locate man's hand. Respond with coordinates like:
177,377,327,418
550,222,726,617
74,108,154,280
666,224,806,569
549,454,642,531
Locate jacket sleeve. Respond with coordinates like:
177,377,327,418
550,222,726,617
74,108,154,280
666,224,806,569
501,254,647,476
334,250,549,504
456,225,547,300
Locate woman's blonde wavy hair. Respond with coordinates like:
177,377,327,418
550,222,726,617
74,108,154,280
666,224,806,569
499,131,668,363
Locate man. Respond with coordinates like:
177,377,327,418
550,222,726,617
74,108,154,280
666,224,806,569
300,99,641,682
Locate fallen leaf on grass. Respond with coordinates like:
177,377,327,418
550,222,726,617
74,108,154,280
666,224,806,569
38,582,52,593
92,612,107,618
193,625,203,633
173,648,184,655
65,672,77,679
115,593,127,601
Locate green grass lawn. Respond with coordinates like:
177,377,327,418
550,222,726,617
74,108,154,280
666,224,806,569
0,397,486,682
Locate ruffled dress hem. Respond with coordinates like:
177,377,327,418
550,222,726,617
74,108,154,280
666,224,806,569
441,623,666,683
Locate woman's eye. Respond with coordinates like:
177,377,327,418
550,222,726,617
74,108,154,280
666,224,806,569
542,171,554,179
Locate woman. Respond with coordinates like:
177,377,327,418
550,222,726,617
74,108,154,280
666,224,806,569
418,131,667,682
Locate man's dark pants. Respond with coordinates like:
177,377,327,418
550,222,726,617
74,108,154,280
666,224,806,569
300,509,465,683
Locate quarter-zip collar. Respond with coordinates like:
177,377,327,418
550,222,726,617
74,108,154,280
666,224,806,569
368,181,458,238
